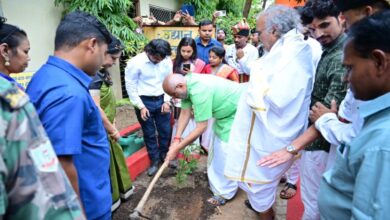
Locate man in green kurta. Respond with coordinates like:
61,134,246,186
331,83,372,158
89,36,133,212
163,73,244,206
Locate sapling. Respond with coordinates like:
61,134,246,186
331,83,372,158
175,143,203,186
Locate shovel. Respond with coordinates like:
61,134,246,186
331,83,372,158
129,160,169,220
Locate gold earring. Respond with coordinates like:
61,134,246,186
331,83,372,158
4,57,10,66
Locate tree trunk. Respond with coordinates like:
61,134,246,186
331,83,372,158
243,0,253,18
262,0,267,10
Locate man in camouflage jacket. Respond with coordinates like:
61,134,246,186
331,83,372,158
0,78,85,220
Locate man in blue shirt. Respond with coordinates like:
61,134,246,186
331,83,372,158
195,20,222,64
318,11,390,219
26,11,112,220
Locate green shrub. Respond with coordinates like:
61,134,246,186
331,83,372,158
54,0,147,56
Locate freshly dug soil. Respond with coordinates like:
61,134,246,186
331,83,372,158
113,107,218,219
112,159,217,220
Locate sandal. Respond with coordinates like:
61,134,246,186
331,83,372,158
207,195,227,206
279,182,297,200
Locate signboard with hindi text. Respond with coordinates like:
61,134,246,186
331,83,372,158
143,25,215,58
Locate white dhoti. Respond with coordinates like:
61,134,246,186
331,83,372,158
286,158,300,185
224,93,294,211
201,118,215,150
207,134,238,200
224,94,294,183
224,28,322,213
300,150,328,220
239,181,280,212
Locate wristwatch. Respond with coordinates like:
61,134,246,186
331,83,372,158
286,145,298,155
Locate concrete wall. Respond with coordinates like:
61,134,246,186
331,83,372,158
139,0,180,16
0,0,126,98
0,0,177,100
0,0,62,72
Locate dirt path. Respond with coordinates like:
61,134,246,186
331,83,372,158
115,105,138,131
113,106,288,219
112,156,287,220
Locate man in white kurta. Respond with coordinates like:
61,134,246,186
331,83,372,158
225,20,258,83
224,5,322,218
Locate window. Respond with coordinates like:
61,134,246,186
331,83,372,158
149,5,175,22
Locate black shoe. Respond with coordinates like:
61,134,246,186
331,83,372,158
160,152,167,163
147,161,160,176
244,200,257,213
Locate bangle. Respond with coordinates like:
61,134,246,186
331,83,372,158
173,136,181,142
110,130,119,137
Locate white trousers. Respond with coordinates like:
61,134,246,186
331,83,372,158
300,150,329,220
286,158,300,185
208,135,238,200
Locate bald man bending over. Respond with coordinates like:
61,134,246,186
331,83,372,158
163,73,244,206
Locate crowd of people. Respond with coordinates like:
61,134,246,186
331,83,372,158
1,0,390,220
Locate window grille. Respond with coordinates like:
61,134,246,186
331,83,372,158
149,5,175,22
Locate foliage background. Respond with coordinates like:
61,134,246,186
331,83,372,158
54,0,147,56
183,0,274,44
54,0,276,52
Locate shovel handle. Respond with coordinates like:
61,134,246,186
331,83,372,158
134,160,169,212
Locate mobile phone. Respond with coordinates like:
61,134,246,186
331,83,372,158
182,63,191,71
141,15,148,18
215,10,226,17
180,9,188,16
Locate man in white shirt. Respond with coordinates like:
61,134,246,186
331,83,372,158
250,29,264,58
224,5,322,220
225,20,258,83
125,39,173,176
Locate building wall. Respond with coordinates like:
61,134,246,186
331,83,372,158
0,0,62,73
0,0,178,100
139,0,180,16
0,0,124,98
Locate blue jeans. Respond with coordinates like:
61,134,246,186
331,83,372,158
135,95,171,163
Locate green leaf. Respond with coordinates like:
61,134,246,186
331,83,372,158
54,0,147,56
